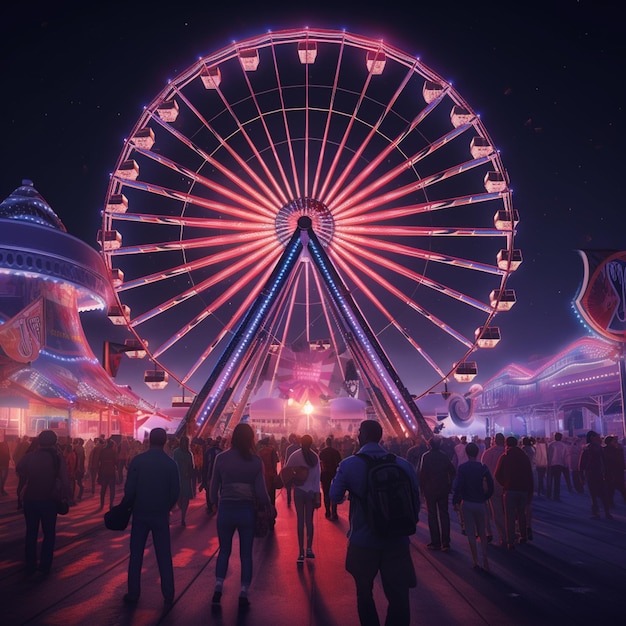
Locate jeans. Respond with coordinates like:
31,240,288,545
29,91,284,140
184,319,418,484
23,500,58,573
128,513,174,600
294,488,315,552
503,490,528,544
346,541,415,626
425,494,450,547
215,503,255,585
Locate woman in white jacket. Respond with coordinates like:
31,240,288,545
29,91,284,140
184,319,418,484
284,434,321,562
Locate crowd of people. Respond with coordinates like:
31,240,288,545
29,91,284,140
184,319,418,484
2,424,625,626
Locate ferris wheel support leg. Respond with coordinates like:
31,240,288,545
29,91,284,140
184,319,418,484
176,230,304,438
301,217,432,440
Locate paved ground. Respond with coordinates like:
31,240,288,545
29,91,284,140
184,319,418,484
1,468,625,626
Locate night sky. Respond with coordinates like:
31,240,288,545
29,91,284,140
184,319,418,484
1,1,623,405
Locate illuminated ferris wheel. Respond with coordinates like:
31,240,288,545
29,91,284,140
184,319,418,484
100,28,520,429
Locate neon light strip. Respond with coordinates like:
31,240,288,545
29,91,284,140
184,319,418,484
324,90,446,208
117,234,274,292
336,191,504,224
322,58,419,206
333,154,491,218
330,242,474,348
111,177,271,225
311,36,345,199
167,86,287,207
130,242,278,327
334,237,492,313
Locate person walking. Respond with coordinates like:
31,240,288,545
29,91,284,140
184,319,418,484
97,438,118,511
547,432,568,501
16,430,71,575
73,438,86,502
123,427,180,606
418,436,455,551
258,436,280,516
209,423,270,609
283,433,300,508
495,437,534,549
579,430,611,520
330,420,420,626
283,434,321,562
1,435,12,496
88,438,102,495
173,435,194,526
319,437,342,520
481,433,506,545
452,442,494,571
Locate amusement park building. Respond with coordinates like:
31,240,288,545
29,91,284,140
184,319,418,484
0,181,156,440
474,336,625,438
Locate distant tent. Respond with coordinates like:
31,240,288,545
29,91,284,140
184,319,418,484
330,397,366,421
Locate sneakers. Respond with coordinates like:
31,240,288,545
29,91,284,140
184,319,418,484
426,543,441,550
297,552,305,563
441,544,450,552
306,549,315,558
238,595,250,609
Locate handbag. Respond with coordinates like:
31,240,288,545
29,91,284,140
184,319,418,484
273,473,284,490
104,497,134,531
254,502,274,538
279,465,309,487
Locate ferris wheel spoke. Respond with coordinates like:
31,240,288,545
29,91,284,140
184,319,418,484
337,191,505,225
182,262,277,384
315,56,380,205
324,90,447,208
112,177,273,224
310,38,346,200
209,74,293,204
335,231,503,275
111,231,274,261
117,234,276,293
167,86,288,207
332,154,493,219
334,238,493,314
109,211,272,233
339,224,507,237
129,144,277,220
153,255,280,360
332,122,476,218
332,251,446,377
129,243,279,328
332,244,475,350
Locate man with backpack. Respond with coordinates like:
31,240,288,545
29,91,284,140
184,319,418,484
330,419,420,626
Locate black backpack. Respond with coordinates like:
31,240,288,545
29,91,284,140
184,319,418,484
357,453,419,537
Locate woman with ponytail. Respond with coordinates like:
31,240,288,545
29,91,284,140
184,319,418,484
283,434,321,562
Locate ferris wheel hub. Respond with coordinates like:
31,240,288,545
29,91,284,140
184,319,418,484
275,197,334,247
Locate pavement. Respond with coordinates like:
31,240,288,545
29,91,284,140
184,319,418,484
1,468,626,626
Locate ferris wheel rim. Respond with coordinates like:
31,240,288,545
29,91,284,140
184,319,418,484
101,27,519,400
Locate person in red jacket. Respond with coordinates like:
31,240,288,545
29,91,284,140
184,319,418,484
495,436,534,549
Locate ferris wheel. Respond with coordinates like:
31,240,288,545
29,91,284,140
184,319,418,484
100,27,520,421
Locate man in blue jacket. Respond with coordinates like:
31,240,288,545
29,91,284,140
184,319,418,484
123,428,180,606
330,420,420,626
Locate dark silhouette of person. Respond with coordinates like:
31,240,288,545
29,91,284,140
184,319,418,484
123,427,180,606
419,436,455,551
330,419,420,626
579,430,612,520
495,436,534,549
319,437,342,520
16,429,70,575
